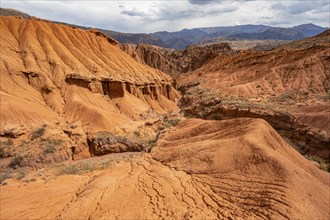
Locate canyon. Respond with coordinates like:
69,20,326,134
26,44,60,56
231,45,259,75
0,14,329,220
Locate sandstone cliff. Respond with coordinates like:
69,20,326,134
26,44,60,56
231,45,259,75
122,43,236,78
0,16,179,160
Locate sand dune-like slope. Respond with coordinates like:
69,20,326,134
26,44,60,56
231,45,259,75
1,118,329,219
179,31,330,97
177,31,330,161
0,16,179,132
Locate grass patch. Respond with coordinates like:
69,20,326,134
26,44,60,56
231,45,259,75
55,162,97,176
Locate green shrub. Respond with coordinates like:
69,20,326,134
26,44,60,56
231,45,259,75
31,126,46,139
167,119,180,127
320,163,329,171
9,155,24,168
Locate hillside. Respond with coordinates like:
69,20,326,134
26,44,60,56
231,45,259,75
179,30,330,97
122,43,236,78
178,30,330,163
1,118,329,219
0,16,179,162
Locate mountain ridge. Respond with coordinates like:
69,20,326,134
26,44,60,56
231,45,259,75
0,7,327,49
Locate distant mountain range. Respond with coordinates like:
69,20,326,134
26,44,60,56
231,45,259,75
148,24,327,49
1,7,328,49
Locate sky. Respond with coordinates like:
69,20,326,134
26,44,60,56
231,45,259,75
1,0,329,33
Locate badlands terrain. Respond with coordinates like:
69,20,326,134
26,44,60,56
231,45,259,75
0,14,329,220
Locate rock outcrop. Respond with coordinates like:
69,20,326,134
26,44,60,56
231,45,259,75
177,31,330,164
87,132,143,155
122,43,236,77
0,16,179,160
178,31,330,97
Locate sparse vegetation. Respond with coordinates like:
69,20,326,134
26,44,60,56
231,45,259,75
282,137,305,153
166,118,180,127
1,138,13,147
9,155,24,168
16,168,28,179
94,132,115,139
319,163,329,171
212,115,223,121
0,169,12,184
305,155,329,171
31,125,47,139
321,91,330,101
41,137,62,154
0,147,6,158
54,157,121,176
55,162,97,176
0,138,13,158
98,159,114,169
270,90,309,104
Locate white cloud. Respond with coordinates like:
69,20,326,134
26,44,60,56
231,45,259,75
1,0,329,33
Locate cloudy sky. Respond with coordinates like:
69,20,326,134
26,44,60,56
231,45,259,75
1,0,329,33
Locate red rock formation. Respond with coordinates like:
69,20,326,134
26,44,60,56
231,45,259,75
122,43,236,77
0,16,179,160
